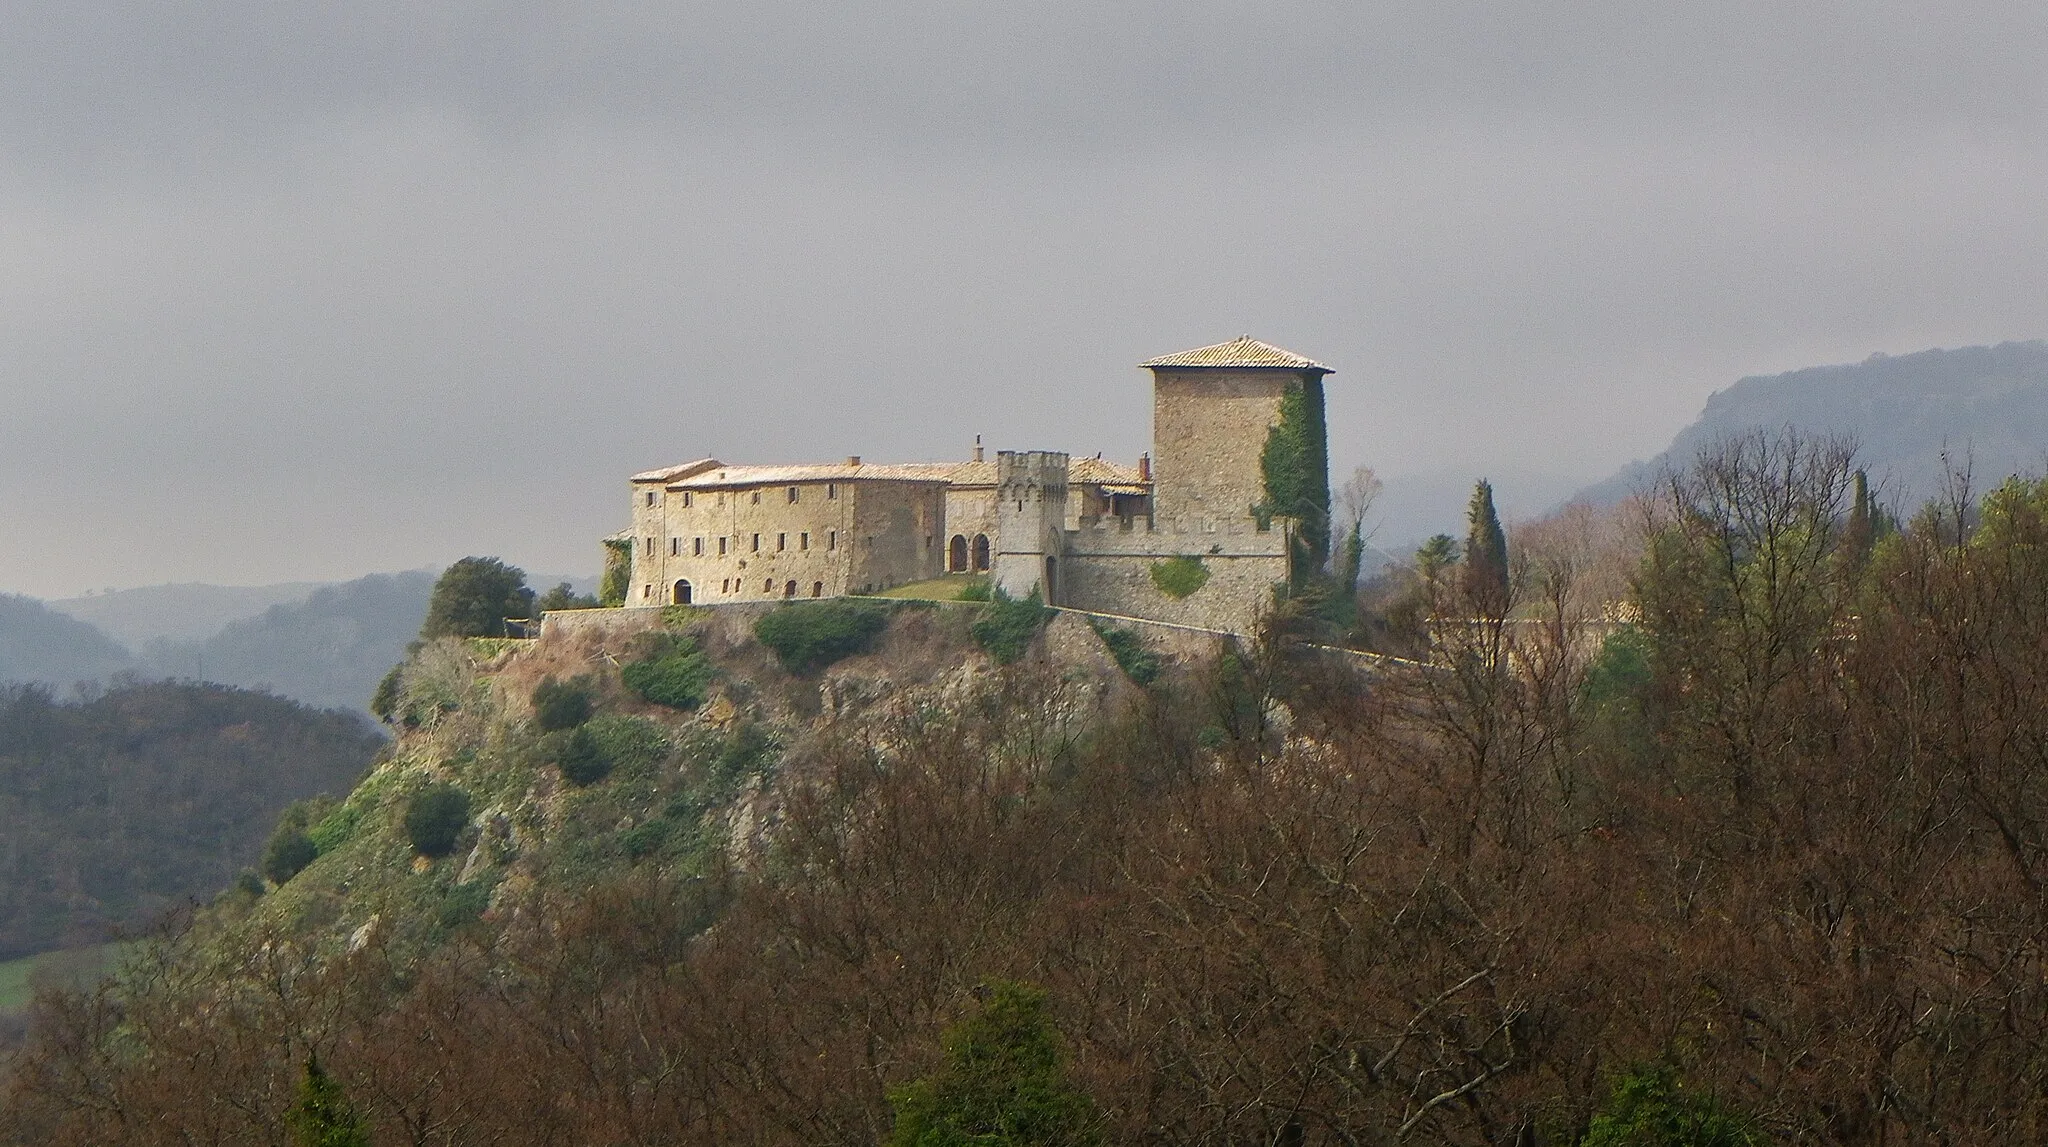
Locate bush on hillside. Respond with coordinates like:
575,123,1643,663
754,599,890,674
261,821,318,886
404,784,471,858
531,675,596,731
1090,621,1161,685
621,634,714,710
554,726,611,786
420,557,535,639
970,589,1050,665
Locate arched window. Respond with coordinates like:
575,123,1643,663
972,534,991,572
810,582,823,598
783,580,798,598
672,580,692,605
948,534,968,572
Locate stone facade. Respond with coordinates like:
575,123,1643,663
628,461,946,605
617,337,1333,634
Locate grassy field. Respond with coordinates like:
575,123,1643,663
865,575,990,602
0,945,121,1011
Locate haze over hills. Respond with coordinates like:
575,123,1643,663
0,596,135,688
47,581,328,648
0,569,599,716
1573,341,2048,511
136,571,441,716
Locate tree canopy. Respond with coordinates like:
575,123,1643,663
419,557,535,639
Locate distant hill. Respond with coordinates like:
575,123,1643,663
0,595,133,688
138,571,441,716
1574,341,2048,510
46,581,327,648
0,680,383,962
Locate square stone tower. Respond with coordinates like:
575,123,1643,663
992,450,1070,603
1139,337,1333,540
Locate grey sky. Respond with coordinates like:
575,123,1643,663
6,2,2047,597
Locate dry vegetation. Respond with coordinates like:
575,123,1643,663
8,433,2048,1144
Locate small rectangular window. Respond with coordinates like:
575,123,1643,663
642,584,652,599
718,536,728,556
645,537,654,556
645,491,656,507
800,532,809,550
777,533,787,551
787,486,799,503
752,533,761,552
764,578,773,592
693,537,704,556
827,483,837,499
828,530,837,551
682,491,693,507
670,538,679,556
751,490,761,505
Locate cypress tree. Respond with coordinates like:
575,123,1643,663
285,1056,368,1147
886,980,1100,1146
1463,479,1510,613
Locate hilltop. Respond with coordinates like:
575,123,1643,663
1574,340,2048,510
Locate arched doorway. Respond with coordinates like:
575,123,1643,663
949,534,968,572
672,580,693,605
783,580,798,598
1042,556,1057,604
811,582,824,598
972,534,991,572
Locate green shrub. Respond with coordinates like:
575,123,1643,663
600,538,632,607
554,725,612,786
583,714,672,775
405,784,471,858
886,980,1099,1147
420,557,536,639
307,804,362,855
957,578,994,602
1150,555,1211,599
970,589,1050,665
369,664,403,724
1582,1065,1760,1147
261,822,318,885
1090,621,1161,684
531,674,597,731
536,581,599,612
621,634,714,709
436,880,494,931
754,599,891,673
620,818,671,861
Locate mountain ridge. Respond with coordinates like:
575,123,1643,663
1572,340,2048,511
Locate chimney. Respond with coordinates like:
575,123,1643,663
1137,453,1152,482
846,455,861,466
973,434,984,463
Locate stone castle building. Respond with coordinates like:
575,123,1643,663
623,337,1331,634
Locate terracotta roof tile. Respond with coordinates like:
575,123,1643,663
1139,336,1330,374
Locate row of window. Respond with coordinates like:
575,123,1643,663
643,579,827,602
644,484,840,509
645,530,838,558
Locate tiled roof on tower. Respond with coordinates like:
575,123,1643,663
1139,336,1331,374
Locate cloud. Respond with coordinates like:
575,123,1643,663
3,3,2048,595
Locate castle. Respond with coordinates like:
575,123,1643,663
622,337,1332,634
